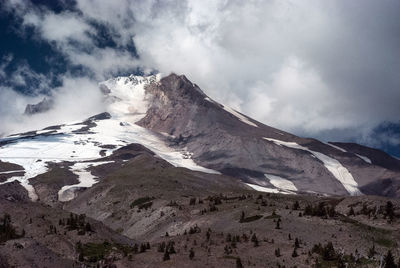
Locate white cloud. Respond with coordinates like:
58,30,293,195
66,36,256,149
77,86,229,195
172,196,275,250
0,75,104,136
24,12,93,44
128,0,400,135
1,0,400,144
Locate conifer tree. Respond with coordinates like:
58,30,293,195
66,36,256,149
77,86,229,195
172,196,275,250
163,250,170,261
236,257,244,268
189,248,195,260
384,250,396,268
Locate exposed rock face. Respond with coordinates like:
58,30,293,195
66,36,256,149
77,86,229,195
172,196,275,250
138,74,400,197
24,97,54,115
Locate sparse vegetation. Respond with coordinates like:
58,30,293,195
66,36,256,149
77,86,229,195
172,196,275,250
58,213,93,235
304,202,336,218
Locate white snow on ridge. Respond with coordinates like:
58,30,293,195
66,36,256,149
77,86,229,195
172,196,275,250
0,74,219,201
265,173,297,192
325,142,371,164
263,137,362,196
245,183,293,195
245,183,280,193
222,105,258,128
355,154,372,164
101,74,160,123
204,97,213,103
93,119,220,174
325,142,347,153
204,95,258,128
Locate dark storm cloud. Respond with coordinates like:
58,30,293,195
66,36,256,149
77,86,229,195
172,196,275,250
0,0,399,154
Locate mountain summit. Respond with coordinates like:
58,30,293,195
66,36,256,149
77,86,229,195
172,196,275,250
1,73,400,200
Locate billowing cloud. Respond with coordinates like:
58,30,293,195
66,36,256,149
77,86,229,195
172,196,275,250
128,0,400,137
1,0,400,151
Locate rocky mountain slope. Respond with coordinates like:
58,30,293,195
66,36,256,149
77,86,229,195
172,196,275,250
136,74,400,197
0,144,399,267
0,73,400,267
1,73,400,200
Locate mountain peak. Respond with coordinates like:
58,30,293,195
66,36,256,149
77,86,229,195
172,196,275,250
151,73,207,103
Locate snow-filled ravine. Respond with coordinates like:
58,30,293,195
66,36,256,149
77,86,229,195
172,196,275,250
246,173,297,194
58,161,114,202
0,74,219,201
263,138,362,196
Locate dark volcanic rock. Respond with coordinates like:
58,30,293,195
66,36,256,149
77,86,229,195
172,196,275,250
24,97,53,115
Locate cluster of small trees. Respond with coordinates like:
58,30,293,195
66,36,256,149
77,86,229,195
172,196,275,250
76,240,149,263
59,213,92,235
159,241,176,261
292,201,300,210
348,201,397,222
183,225,201,235
304,202,336,218
312,241,337,261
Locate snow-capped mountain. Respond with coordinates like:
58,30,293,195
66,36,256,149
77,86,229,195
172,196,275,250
1,73,400,202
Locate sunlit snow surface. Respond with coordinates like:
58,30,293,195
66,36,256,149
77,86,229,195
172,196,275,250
265,173,297,192
264,138,362,196
326,142,372,164
355,154,372,164
0,74,219,201
325,142,347,153
245,183,282,194
204,97,258,128
58,161,113,202
222,105,258,128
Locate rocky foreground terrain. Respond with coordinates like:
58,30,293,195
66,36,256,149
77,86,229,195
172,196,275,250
1,144,399,267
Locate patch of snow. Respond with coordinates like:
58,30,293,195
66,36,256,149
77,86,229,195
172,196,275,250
56,124,87,134
263,137,361,196
325,142,347,153
355,154,372,164
222,105,258,128
92,119,220,174
204,97,214,103
0,157,48,201
101,74,160,123
58,161,113,202
245,183,293,195
36,129,57,135
265,173,297,192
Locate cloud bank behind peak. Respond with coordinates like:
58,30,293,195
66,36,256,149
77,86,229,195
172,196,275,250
1,0,400,154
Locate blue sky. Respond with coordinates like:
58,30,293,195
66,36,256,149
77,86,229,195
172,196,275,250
0,0,399,157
